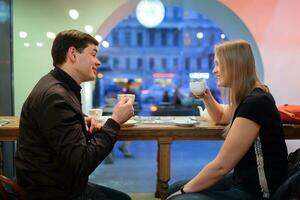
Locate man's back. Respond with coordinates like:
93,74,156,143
16,72,88,199
16,29,134,200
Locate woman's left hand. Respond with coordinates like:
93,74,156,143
166,190,181,200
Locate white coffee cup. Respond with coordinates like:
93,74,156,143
190,79,207,96
117,94,135,103
89,108,103,121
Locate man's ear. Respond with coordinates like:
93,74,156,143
66,46,77,63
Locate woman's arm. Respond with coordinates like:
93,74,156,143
197,89,232,124
167,117,260,199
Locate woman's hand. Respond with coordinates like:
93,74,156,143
166,190,181,200
194,88,210,99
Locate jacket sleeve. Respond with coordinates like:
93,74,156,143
39,92,120,177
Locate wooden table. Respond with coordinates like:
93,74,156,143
0,116,19,141
1,116,300,199
118,120,300,199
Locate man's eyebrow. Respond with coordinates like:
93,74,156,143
92,48,98,53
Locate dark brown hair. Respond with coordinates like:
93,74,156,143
51,29,98,66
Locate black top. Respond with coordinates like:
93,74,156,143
16,70,120,200
52,67,81,103
232,88,288,198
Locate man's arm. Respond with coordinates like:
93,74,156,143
39,93,132,177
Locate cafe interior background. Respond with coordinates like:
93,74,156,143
1,0,300,199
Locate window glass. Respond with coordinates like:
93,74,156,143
95,6,227,116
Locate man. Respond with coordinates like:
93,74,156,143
15,30,134,200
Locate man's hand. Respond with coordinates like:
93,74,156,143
111,97,134,125
85,116,102,134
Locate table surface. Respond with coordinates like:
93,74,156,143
1,115,300,199
1,116,300,141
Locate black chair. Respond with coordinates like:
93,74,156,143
271,171,300,200
0,175,27,200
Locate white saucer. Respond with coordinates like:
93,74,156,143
122,119,137,127
173,119,198,127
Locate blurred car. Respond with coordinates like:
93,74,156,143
141,85,176,104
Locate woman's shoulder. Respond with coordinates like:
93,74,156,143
244,88,275,105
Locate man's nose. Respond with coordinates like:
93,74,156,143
96,59,102,67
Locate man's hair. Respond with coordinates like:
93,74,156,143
51,29,99,66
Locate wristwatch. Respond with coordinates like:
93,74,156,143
180,185,186,194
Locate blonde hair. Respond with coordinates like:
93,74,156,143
215,39,267,135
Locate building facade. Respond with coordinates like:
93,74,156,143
96,6,226,106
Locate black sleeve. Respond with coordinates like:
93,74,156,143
236,95,271,126
39,93,120,177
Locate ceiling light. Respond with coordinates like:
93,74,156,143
24,43,30,47
36,42,43,47
221,33,226,39
84,25,93,34
94,34,103,42
46,32,56,39
101,41,109,48
189,73,210,79
136,0,165,28
19,31,27,38
69,9,79,20
196,32,203,39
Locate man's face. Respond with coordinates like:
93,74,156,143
74,44,101,83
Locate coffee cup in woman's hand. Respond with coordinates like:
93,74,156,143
190,79,207,96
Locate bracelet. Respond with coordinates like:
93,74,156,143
180,186,186,194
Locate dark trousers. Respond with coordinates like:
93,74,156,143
76,182,131,200
166,174,258,200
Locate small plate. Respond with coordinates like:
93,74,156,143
173,119,198,127
122,119,137,127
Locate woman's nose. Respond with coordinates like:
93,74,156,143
212,66,217,74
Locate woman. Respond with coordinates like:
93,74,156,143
166,40,288,200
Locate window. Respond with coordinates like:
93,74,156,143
112,31,119,46
173,7,179,19
113,58,119,70
149,29,155,46
137,58,143,70
185,57,190,70
149,58,155,70
184,32,191,46
125,31,131,46
137,32,143,46
161,29,167,46
173,58,178,70
209,33,215,45
126,58,131,70
162,58,167,70
173,30,179,46
197,58,202,70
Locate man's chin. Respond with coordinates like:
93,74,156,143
91,74,97,80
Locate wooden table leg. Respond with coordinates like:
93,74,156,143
155,137,172,199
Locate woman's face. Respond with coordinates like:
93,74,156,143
213,55,227,87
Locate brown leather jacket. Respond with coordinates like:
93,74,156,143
15,71,120,200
